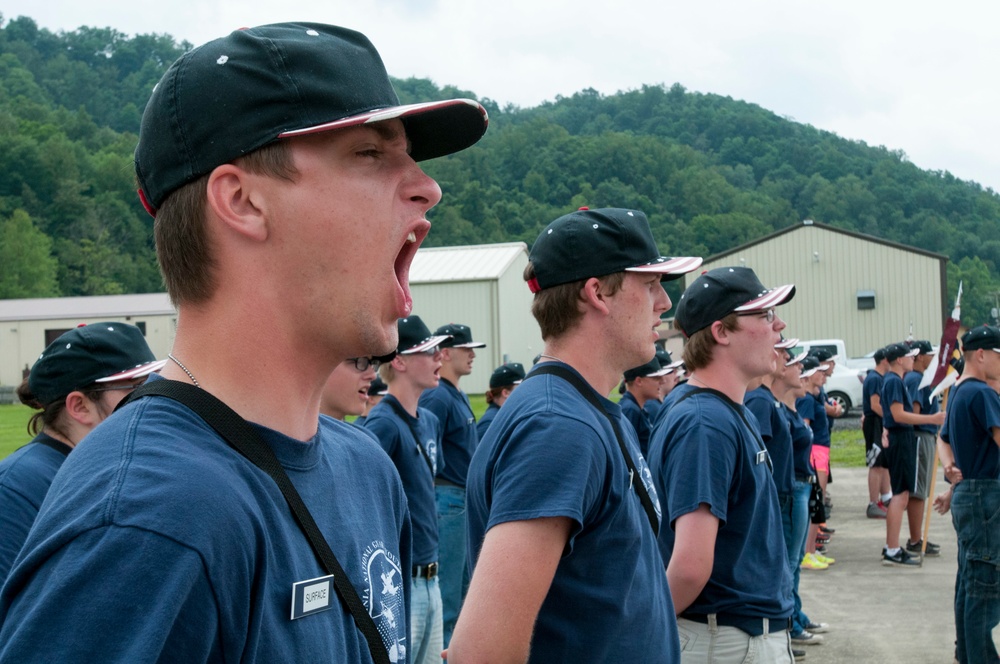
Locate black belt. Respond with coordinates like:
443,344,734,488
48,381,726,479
412,562,438,579
433,478,461,488
680,612,791,637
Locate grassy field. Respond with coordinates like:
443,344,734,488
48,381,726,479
1,396,868,467
0,404,33,459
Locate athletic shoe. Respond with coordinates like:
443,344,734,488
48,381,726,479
815,542,828,554
793,648,807,661
801,553,829,570
816,531,831,542
906,539,941,557
867,501,888,518
805,621,830,634
813,552,836,566
791,631,824,645
882,548,922,567
819,524,836,534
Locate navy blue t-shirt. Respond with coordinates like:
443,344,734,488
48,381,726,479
467,362,677,662
862,370,884,418
796,392,831,447
475,403,500,441
648,386,793,620
364,395,444,565
745,385,795,496
0,379,412,663
941,378,1000,480
904,370,940,434
620,391,654,458
419,378,478,487
644,398,662,422
0,433,71,582
783,404,815,481
881,371,913,430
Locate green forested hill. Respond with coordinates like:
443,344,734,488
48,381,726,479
2,15,999,324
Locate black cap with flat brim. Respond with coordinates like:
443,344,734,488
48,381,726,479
674,266,795,338
135,22,488,215
397,316,451,354
526,208,702,293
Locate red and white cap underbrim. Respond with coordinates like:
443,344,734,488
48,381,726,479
95,358,168,383
800,367,821,379
734,283,795,313
627,256,704,277
451,342,487,349
785,350,808,366
279,99,485,139
400,334,452,354
775,337,799,350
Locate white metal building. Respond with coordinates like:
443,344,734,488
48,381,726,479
409,242,542,394
687,220,949,357
0,242,542,396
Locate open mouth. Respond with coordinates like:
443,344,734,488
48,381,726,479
394,223,430,317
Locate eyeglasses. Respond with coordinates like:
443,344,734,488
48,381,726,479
737,308,775,323
348,357,382,372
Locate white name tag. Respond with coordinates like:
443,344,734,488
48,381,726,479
756,450,768,465
290,574,335,620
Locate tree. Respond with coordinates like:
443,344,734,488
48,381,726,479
0,208,58,297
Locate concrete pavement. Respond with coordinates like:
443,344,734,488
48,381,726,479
794,464,997,663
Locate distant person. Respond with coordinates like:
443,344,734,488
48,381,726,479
940,325,1000,664
364,316,449,664
902,340,941,556
355,376,388,426
0,22,487,661
418,322,485,645
320,357,380,421
645,348,682,421
621,357,669,456
0,323,164,581
880,342,946,566
449,207,701,662
862,347,892,518
648,266,796,663
476,362,525,439
796,354,835,568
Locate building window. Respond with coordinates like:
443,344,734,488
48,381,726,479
857,290,876,310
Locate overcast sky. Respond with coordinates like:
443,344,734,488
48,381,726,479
4,0,999,193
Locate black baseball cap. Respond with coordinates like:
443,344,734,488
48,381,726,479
489,363,526,388
799,356,828,379
624,358,669,383
396,316,451,354
884,342,919,363
873,347,887,363
655,347,683,373
785,348,808,366
808,348,834,362
962,325,1000,353
909,340,934,355
28,323,166,405
435,324,486,349
367,376,388,397
673,267,795,338
135,22,489,215
526,208,702,293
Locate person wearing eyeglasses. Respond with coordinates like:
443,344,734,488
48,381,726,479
321,357,381,422
363,316,449,664
647,267,797,663
418,322,486,646
0,323,164,582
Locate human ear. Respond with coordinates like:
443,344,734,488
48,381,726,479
206,164,269,242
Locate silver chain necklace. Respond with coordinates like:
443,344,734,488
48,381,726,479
167,353,200,387
538,353,568,364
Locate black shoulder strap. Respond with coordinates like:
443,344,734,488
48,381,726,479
674,386,773,472
528,364,659,536
117,380,391,664
382,397,436,476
